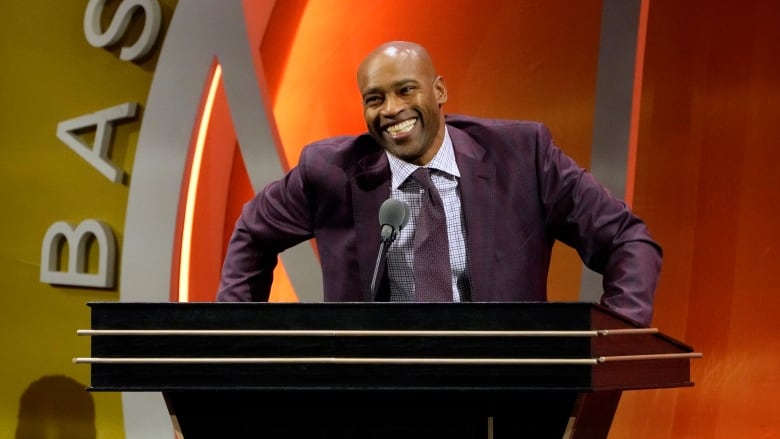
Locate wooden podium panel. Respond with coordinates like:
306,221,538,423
75,302,700,438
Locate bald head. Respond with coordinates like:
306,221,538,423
356,41,448,165
357,41,437,88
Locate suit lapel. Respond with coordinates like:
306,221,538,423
351,148,391,301
450,126,495,302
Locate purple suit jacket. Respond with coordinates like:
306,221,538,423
217,115,662,325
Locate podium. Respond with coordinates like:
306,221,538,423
75,302,700,438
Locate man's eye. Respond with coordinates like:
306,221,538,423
399,86,414,95
364,96,381,106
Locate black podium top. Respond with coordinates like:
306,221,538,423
76,301,697,394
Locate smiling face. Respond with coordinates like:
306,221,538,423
357,42,448,166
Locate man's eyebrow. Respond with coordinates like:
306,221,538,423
361,79,421,97
393,79,421,89
361,86,382,97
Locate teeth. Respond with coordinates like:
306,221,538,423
386,119,416,136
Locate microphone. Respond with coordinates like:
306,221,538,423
370,199,410,301
379,198,411,241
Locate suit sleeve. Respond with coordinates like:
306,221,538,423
216,158,315,302
536,124,662,326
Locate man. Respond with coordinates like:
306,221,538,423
217,40,662,326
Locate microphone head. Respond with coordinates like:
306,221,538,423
378,198,410,239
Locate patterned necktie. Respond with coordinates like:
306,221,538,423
411,168,453,301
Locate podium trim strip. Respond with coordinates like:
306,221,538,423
598,353,703,362
72,356,600,365
76,328,658,337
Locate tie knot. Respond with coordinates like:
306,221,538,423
411,167,435,190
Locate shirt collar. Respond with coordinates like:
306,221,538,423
387,126,460,190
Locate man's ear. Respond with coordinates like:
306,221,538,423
434,76,448,104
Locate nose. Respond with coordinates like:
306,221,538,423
379,93,405,117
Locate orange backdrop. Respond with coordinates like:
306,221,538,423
615,1,780,438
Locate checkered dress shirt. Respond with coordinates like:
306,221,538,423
385,127,472,302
